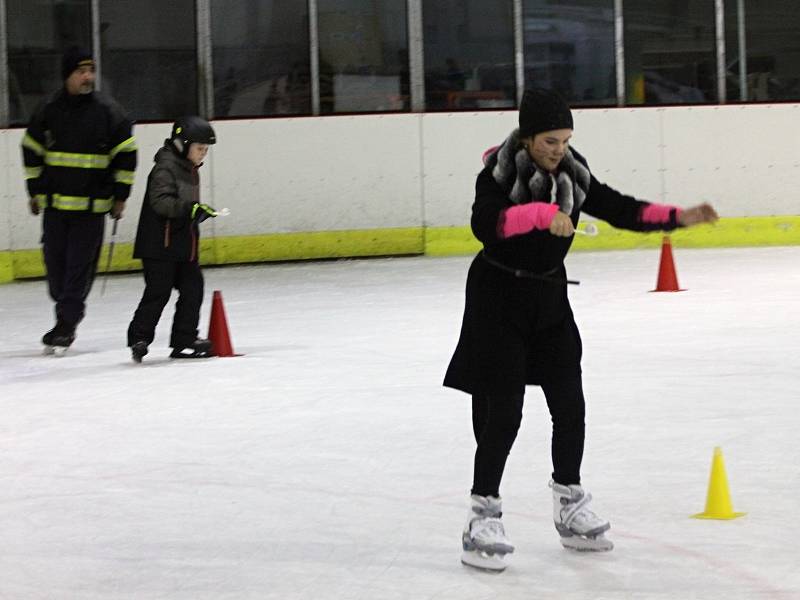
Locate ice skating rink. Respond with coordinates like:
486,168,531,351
1,246,798,600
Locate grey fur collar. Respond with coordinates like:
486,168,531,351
487,129,591,215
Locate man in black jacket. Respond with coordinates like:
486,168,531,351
21,46,137,354
126,116,218,363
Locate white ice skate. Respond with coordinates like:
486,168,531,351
461,494,514,571
550,480,613,552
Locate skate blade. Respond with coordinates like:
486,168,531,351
43,345,55,356
461,549,508,571
559,533,614,552
169,351,212,359
52,346,69,357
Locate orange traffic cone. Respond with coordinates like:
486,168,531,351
207,290,239,357
652,235,684,292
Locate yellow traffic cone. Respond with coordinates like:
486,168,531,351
692,447,746,520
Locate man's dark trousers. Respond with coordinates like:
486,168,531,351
42,209,105,329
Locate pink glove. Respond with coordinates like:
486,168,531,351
497,203,559,239
640,203,682,225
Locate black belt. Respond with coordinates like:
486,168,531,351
480,250,580,285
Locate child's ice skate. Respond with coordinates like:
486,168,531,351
169,338,213,359
42,322,75,357
461,494,514,571
550,480,613,551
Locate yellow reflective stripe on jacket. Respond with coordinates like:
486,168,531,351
44,151,110,169
50,194,113,213
25,166,43,179
114,169,135,185
92,197,114,213
22,133,46,156
109,136,137,159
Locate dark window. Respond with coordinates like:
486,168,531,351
317,0,409,113
7,0,92,126
523,1,616,106
624,0,717,105
725,1,800,102
99,0,197,121
422,0,516,111
211,0,311,117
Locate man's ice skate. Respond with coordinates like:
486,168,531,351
169,338,213,359
42,323,75,357
131,341,149,363
550,480,613,552
461,494,514,571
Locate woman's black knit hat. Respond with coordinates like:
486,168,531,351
518,88,573,138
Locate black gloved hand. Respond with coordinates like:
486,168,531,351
191,202,218,223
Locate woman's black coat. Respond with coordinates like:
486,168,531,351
443,156,680,396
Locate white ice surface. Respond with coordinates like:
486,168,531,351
1,247,799,600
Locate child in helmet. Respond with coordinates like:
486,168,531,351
126,116,219,362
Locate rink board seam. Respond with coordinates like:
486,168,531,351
2,217,798,283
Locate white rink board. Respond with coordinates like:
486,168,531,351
0,129,16,250
570,107,664,204
660,104,800,215
209,115,424,237
2,103,800,251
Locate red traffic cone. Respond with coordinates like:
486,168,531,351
652,235,685,292
207,290,239,357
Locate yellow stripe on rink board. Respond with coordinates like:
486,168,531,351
211,227,425,264
4,244,141,282
7,248,44,280
0,252,12,283
425,216,800,256
1,218,798,283
1,228,426,282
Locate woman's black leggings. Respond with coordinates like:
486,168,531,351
471,378,586,498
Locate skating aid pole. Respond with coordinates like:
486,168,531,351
100,218,118,296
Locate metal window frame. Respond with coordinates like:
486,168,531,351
716,0,726,103
407,0,424,112
517,0,625,107
737,0,747,101
615,0,625,106
197,0,214,118
91,0,101,90
0,0,8,126
513,0,524,105
311,0,421,114
0,0,749,128
309,0,320,115
615,0,728,107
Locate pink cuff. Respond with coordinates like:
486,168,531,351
640,203,682,225
497,203,559,239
